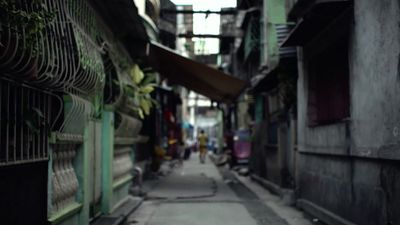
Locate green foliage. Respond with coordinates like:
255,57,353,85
123,65,158,119
73,28,104,76
0,0,55,54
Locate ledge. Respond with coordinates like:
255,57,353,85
250,174,283,196
90,197,143,225
114,137,137,145
297,199,357,225
49,132,84,144
113,175,133,190
48,202,82,225
298,145,400,161
114,136,149,145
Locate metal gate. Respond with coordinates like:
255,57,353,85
0,77,55,166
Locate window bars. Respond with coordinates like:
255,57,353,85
103,51,122,105
65,0,106,96
101,45,133,107
58,94,94,137
0,0,105,96
0,78,55,166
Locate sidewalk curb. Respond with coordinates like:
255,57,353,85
91,196,143,225
250,174,296,206
250,174,284,196
297,199,357,225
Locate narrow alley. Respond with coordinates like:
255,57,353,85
127,154,312,225
1,0,400,225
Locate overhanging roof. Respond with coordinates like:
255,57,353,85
147,42,248,103
249,58,298,94
281,0,352,47
249,69,279,94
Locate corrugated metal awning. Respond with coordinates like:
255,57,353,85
275,24,297,58
147,42,248,103
281,0,352,47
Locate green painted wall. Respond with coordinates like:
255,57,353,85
79,123,91,225
101,110,115,214
261,0,289,68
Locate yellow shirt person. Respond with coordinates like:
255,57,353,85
198,130,208,163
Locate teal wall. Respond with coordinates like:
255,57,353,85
255,95,264,123
261,0,289,68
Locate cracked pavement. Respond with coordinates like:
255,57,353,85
127,154,312,225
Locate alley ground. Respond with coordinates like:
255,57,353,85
127,154,315,225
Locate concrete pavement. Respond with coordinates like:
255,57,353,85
127,154,313,225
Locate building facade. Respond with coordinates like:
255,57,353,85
283,0,400,224
0,0,159,224
235,0,298,196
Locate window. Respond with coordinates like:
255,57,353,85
307,40,350,126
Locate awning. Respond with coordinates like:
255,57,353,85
249,58,297,94
281,0,352,47
146,42,248,103
249,69,279,94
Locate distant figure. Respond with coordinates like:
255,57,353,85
198,130,208,163
177,140,185,165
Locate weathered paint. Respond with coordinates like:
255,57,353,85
261,0,288,67
101,110,115,214
48,97,89,225
48,203,82,225
79,121,92,225
250,0,296,190
111,182,131,212
296,0,400,224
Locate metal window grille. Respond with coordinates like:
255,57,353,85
103,52,121,105
0,0,105,95
0,78,55,166
58,94,94,136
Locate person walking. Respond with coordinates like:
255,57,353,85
177,140,185,165
198,130,208,163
